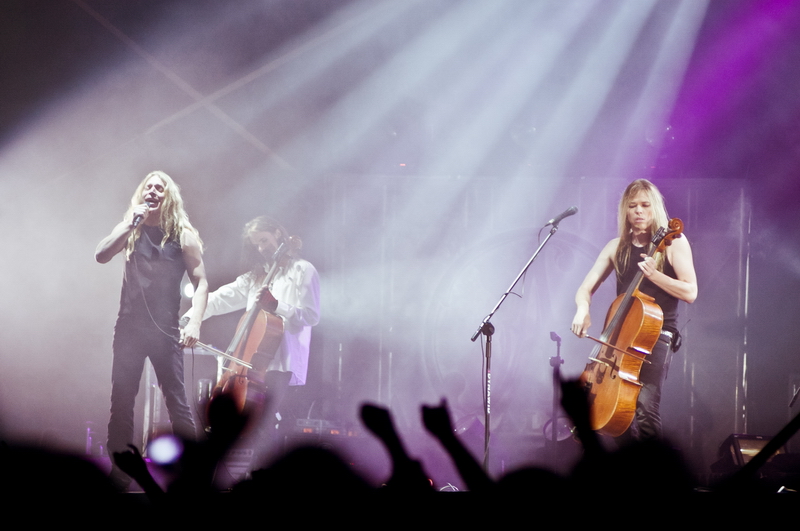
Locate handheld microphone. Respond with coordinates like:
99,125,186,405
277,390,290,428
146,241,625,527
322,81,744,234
132,201,156,228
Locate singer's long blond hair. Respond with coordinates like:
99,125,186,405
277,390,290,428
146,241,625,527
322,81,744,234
123,171,203,258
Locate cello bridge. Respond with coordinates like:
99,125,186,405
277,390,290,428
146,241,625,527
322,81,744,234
588,357,612,368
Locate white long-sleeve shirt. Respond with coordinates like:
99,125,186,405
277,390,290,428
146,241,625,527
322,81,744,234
199,259,320,385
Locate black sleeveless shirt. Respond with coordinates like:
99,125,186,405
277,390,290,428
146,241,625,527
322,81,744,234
117,225,185,333
616,242,679,334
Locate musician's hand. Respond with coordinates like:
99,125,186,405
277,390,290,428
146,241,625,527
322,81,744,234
256,286,278,312
571,308,591,338
638,254,657,278
129,203,151,227
180,320,201,347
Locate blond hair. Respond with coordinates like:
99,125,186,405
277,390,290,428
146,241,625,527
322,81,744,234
123,171,203,258
614,179,669,280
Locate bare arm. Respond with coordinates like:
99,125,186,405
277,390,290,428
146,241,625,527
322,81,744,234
180,229,208,347
638,235,697,303
570,238,617,338
95,204,149,263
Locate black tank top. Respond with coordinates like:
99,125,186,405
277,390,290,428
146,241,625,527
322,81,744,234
117,225,185,333
616,242,679,334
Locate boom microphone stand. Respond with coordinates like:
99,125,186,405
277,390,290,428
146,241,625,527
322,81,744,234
469,206,577,472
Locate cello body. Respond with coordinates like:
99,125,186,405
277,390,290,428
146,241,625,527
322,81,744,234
213,309,283,412
580,290,662,437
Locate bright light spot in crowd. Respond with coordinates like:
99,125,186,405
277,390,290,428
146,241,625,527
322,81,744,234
147,435,184,465
183,281,195,298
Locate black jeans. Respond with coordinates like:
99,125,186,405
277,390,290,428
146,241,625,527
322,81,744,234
628,334,671,441
107,321,197,453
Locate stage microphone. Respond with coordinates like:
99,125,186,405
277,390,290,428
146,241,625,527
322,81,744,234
545,205,578,227
132,201,156,228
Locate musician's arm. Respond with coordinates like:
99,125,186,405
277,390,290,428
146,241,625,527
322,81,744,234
180,274,255,326
571,238,617,338
180,230,208,347
95,204,149,263
273,261,321,333
95,221,134,264
642,235,697,303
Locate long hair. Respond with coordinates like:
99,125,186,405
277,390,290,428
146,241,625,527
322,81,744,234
123,171,203,258
241,216,300,279
614,179,669,280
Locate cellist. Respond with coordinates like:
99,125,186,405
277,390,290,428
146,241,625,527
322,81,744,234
570,179,697,441
185,216,320,455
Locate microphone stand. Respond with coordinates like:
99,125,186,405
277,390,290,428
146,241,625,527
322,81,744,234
549,331,563,463
470,219,567,472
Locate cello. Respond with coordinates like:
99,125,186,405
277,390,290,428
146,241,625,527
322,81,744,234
580,219,683,437
211,236,301,412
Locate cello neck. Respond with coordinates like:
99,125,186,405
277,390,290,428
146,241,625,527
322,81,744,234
598,227,668,343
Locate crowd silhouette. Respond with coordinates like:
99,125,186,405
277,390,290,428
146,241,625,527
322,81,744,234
2,378,799,523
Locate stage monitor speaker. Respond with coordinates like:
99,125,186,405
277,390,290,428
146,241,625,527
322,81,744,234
711,434,785,473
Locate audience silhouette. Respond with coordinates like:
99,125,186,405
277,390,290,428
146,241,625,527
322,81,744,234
2,378,799,522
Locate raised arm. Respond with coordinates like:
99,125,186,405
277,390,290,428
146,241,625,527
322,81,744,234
180,229,208,347
95,204,149,263
570,238,617,338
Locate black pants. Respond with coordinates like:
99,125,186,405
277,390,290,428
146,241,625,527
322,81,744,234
248,370,293,467
628,334,671,441
107,322,197,454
